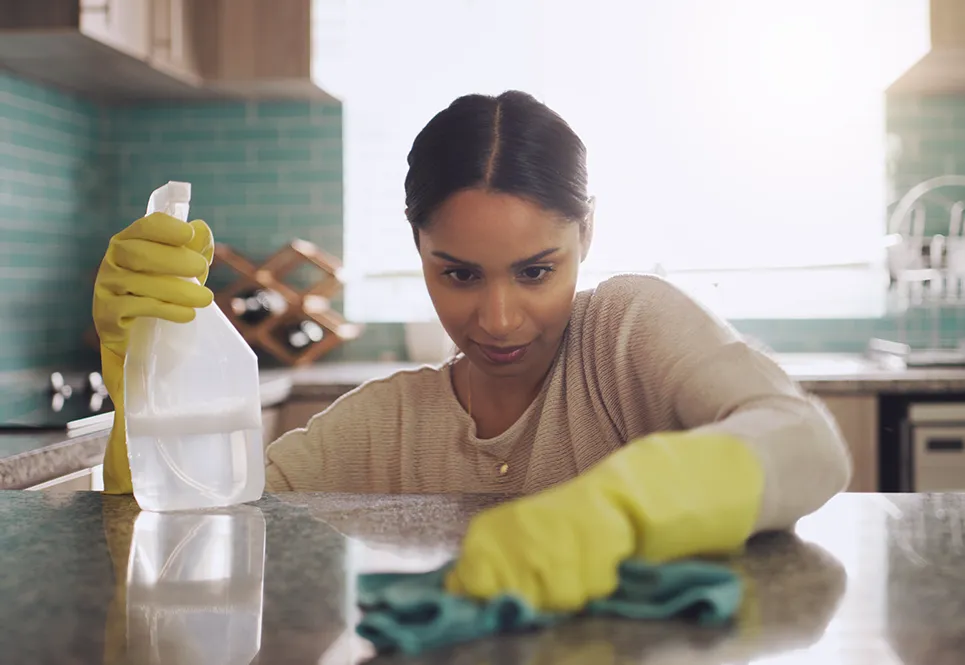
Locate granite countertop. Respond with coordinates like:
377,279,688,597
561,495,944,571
0,490,962,664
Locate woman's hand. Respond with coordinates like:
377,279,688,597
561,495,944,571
445,472,636,612
93,212,215,494
445,431,765,612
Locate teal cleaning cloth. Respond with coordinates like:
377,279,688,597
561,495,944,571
356,560,742,655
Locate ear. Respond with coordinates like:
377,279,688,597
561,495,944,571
579,196,595,262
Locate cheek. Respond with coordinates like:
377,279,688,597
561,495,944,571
531,279,578,334
423,279,474,338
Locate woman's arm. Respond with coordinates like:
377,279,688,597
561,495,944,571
609,275,852,531
444,276,852,610
264,379,405,494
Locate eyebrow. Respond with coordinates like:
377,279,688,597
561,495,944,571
431,248,560,271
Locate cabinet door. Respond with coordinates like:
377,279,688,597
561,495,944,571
192,0,312,82
261,406,281,450
814,394,879,492
148,0,201,82
279,399,335,436
80,0,151,60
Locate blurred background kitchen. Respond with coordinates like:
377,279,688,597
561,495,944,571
3,0,965,493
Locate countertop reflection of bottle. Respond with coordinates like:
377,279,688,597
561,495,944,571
231,289,287,325
125,508,266,665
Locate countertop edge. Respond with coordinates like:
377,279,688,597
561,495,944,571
0,429,108,489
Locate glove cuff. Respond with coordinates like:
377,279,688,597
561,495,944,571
100,345,133,495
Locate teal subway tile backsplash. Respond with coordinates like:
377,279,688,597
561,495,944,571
107,99,344,277
0,72,357,373
886,93,965,234
0,72,107,373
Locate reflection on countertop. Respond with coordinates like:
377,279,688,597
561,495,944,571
0,491,963,664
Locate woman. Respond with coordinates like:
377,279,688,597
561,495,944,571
93,91,851,611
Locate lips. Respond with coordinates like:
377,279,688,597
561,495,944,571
476,343,530,365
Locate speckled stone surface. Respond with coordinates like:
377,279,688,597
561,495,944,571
0,491,963,664
0,429,107,489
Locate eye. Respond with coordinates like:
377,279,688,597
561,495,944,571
519,266,554,282
443,268,478,284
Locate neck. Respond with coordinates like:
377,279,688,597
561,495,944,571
473,367,543,410
460,347,558,415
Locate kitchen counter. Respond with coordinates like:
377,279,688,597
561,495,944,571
0,372,296,490
260,354,965,397
0,489,963,664
776,353,965,394
4,353,965,490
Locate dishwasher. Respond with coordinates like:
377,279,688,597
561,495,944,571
901,402,965,491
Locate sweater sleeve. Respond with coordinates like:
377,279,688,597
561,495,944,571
590,275,852,532
264,379,404,494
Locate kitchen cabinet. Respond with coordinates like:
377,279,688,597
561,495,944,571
0,0,330,100
812,393,879,493
146,0,202,84
191,0,326,98
278,398,335,437
27,464,104,493
79,0,151,62
0,0,201,99
261,405,281,449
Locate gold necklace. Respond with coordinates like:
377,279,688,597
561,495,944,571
466,362,509,477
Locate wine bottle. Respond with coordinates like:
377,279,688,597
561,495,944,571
285,320,325,351
231,289,286,325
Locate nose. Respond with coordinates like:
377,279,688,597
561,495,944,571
477,283,524,341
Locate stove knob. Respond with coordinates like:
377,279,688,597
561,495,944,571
88,372,107,395
50,372,65,393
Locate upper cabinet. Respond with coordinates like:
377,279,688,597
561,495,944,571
888,0,965,95
192,0,318,98
79,0,152,62
0,0,332,101
146,0,203,85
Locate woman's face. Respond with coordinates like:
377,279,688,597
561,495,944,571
417,188,589,380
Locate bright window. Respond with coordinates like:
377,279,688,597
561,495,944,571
313,0,930,322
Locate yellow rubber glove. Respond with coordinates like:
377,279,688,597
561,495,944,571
93,212,215,494
445,431,765,612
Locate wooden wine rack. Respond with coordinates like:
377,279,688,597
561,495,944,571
212,240,363,366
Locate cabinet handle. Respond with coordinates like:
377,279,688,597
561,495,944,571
150,0,181,61
150,0,169,48
926,438,964,452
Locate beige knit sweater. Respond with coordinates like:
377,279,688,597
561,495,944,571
265,274,852,533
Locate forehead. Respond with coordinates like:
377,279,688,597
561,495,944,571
422,189,576,258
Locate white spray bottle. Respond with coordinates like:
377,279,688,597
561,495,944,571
124,181,265,512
